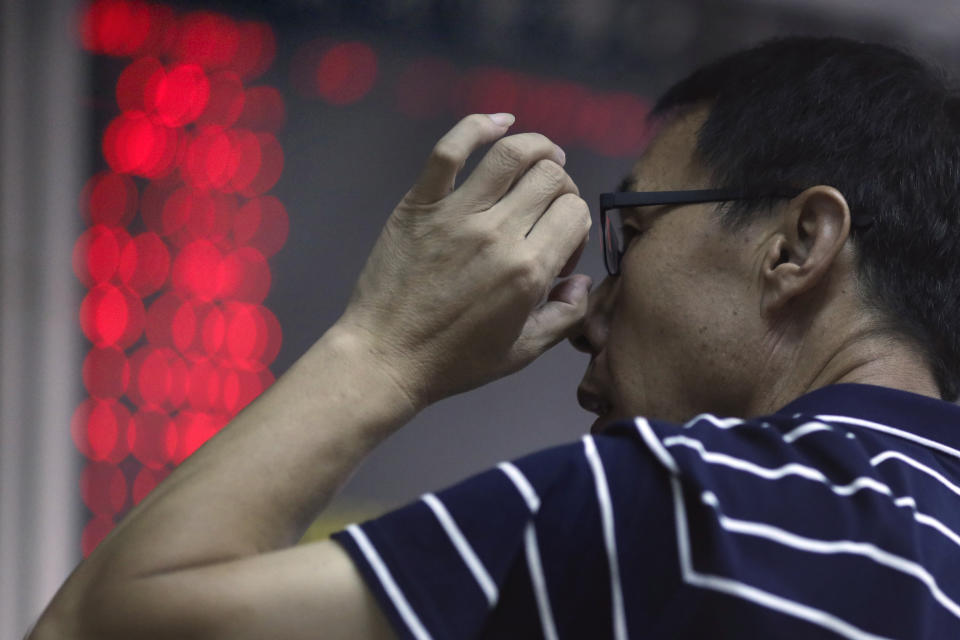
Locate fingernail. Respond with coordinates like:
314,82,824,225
553,145,567,166
487,113,516,127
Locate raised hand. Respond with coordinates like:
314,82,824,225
338,113,592,409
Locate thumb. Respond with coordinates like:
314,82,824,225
515,275,593,360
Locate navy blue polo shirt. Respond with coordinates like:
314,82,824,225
332,384,960,639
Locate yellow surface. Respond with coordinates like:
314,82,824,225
298,504,385,543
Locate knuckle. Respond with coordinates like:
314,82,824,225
474,224,500,249
511,255,544,294
493,137,526,167
559,192,589,213
520,132,553,148
533,159,568,188
431,140,462,168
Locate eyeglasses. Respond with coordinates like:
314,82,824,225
598,187,873,276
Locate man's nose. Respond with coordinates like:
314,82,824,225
569,275,617,355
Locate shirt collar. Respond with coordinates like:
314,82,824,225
777,383,960,454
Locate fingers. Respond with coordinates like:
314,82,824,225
526,193,592,280
494,157,579,235
516,275,593,360
406,113,516,205
457,133,566,209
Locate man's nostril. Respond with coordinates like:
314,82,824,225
569,332,593,354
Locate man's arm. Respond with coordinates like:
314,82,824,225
29,113,591,639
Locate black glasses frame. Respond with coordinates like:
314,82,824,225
598,187,873,276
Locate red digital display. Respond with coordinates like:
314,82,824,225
75,0,285,556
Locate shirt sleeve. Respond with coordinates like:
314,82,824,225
331,429,680,640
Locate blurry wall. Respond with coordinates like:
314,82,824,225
1,0,86,637
4,0,960,637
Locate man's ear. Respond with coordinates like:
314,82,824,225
761,186,851,314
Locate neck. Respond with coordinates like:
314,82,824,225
749,316,940,418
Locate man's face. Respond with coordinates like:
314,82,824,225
577,107,771,427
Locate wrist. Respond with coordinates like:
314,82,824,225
315,321,427,421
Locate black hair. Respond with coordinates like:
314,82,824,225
652,36,960,401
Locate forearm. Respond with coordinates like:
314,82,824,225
76,323,417,584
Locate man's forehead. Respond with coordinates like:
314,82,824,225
623,106,711,191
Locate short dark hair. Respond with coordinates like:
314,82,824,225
653,36,960,401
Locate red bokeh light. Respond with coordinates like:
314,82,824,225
81,462,128,515
237,133,283,197
81,515,116,557
221,302,281,369
235,86,285,132
128,408,178,469
172,410,226,463
80,284,145,348
82,347,131,399
190,192,237,245
153,63,210,127
154,186,206,239
145,292,196,352
196,71,246,127
576,93,652,157
116,56,165,113
233,196,289,257
173,11,239,70
72,225,129,287
80,2,285,557
221,369,264,414
171,239,223,301
224,129,263,195
102,111,181,178
519,80,589,145
127,345,188,410
71,398,131,463
233,22,276,80
313,42,379,105
118,231,170,296
183,125,237,190
185,358,221,411
218,247,270,303
80,0,152,57
152,188,236,247
80,0,179,58
199,304,226,357
132,466,172,504
82,171,138,227
461,68,521,117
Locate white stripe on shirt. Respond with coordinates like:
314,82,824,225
783,421,833,443
668,479,894,640
700,493,960,621
871,450,960,498
683,413,746,429
582,435,628,640
421,493,499,608
346,524,433,640
663,434,893,497
498,461,541,513
524,522,559,640
634,417,679,474
818,414,960,461
497,461,559,638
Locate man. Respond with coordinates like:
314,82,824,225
30,36,960,639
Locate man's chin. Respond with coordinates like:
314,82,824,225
589,412,616,435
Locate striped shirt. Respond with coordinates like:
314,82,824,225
332,383,960,639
